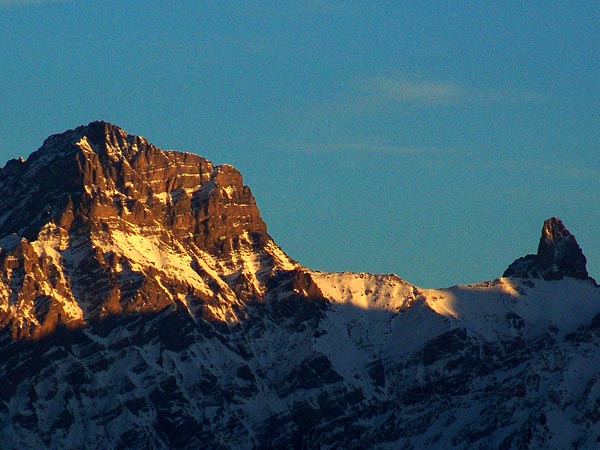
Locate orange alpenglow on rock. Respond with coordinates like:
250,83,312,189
0,121,291,339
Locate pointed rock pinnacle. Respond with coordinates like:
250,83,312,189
503,217,589,281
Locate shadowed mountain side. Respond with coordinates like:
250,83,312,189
2,284,600,450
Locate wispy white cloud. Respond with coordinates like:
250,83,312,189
564,167,600,178
287,75,545,122
0,0,66,5
281,141,444,155
466,158,600,179
369,76,463,104
365,75,545,106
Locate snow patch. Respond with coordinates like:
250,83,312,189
310,271,416,311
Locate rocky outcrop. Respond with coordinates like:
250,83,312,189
0,122,284,339
503,217,590,280
0,121,267,251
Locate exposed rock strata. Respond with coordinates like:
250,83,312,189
0,121,282,339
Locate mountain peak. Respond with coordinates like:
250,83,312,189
503,217,589,280
37,121,145,162
77,120,128,146
0,122,289,339
0,121,268,251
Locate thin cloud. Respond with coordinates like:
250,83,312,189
370,77,463,104
0,0,66,5
282,142,443,155
564,167,600,178
365,75,546,106
292,75,545,122
466,158,600,179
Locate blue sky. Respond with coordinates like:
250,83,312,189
1,1,598,287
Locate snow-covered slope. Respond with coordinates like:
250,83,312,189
1,123,599,449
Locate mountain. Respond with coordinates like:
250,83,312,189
1,122,599,449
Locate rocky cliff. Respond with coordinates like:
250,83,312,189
0,121,288,340
1,123,599,450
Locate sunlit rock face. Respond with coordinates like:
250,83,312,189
0,121,279,339
0,121,267,251
1,123,600,450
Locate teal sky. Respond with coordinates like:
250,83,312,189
1,1,598,287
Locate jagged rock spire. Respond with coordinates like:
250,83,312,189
503,217,589,280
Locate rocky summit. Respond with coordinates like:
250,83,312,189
0,121,276,340
1,122,600,450
503,217,589,280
